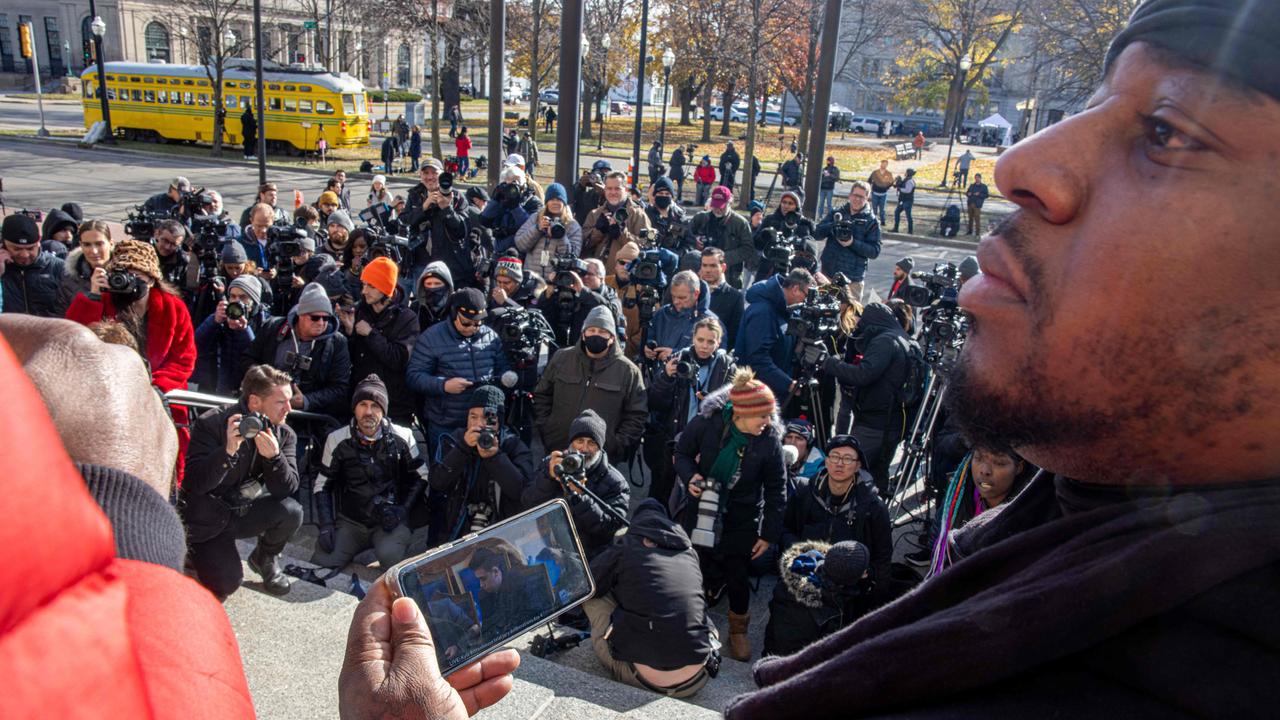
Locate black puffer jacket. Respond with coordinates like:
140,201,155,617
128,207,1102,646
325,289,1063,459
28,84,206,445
429,426,536,540
1,251,65,317
648,347,736,439
313,420,429,528
589,499,715,668
672,384,787,555
522,451,630,558
181,401,300,543
240,313,352,418
823,302,909,429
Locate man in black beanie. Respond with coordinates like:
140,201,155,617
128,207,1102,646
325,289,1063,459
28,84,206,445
312,373,429,570
725,0,1280,717
523,409,630,559
1,213,66,317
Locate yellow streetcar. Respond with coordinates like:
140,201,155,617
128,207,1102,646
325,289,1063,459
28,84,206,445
81,59,371,153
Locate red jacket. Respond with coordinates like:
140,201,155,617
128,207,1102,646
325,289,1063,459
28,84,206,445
0,335,254,719
66,289,196,484
455,134,472,158
694,164,716,184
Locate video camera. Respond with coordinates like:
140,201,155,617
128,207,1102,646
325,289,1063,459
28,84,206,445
828,210,873,243
190,213,230,276
124,206,165,240
269,224,309,260
178,188,215,219
758,228,812,276
359,201,409,240
908,262,968,373
493,182,523,208
786,284,843,385
491,305,555,369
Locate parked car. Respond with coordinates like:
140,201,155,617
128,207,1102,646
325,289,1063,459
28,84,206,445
503,86,522,104
763,110,798,127
850,115,886,133
709,106,748,122
538,89,560,105
609,100,633,115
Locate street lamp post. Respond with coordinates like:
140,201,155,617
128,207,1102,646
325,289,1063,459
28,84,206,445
597,34,609,152
940,53,972,188
659,48,673,155
89,8,114,144
629,0,652,189
63,41,71,76
382,39,390,120
355,40,363,81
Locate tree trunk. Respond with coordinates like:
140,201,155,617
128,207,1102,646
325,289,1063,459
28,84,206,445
739,21,760,211
796,24,819,152
679,81,695,126
527,0,542,141
700,83,713,143
943,70,965,137
430,24,443,159
581,90,593,139
442,30,462,110
720,81,735,137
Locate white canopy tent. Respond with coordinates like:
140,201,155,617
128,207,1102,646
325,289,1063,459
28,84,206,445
977,112,1014,146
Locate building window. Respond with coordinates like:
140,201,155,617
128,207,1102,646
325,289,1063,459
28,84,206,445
44,17,64,76
0,15,14,72
396,43,410,87
145,22,170,63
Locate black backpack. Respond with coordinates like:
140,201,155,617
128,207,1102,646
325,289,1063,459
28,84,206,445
939,204,961,237
895,335,928,408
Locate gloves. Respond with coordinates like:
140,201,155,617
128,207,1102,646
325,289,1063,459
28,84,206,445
381,504,408,532
801,339,828,369
318,525,336,553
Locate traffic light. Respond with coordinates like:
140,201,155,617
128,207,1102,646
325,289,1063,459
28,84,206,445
18,23,33,60
83,39,93,65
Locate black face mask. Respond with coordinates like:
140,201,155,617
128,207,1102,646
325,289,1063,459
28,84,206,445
784,211,800,226
423,286,449,310
654,195,673,210
583,334,611,355
109,285,148,307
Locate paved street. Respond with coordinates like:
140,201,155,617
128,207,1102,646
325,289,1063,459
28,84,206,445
0,98,85,131
0,137,976,299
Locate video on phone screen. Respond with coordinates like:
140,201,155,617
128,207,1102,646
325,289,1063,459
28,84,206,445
397,504,592,672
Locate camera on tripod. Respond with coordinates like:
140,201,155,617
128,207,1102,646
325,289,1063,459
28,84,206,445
269,225,309,260
178,188,214,219
904,262,962,308
553,254,588,291
759,228,807,275
786,287,842,385
492,306,553,369
368,231,409,266
690,476,723,548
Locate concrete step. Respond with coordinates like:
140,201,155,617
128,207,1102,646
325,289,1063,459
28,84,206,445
225,539,775,719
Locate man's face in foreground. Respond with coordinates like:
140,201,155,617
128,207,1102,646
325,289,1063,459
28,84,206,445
949,42,1280,485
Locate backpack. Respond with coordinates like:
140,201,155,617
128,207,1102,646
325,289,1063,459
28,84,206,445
895,335,928,408
939,204,961,237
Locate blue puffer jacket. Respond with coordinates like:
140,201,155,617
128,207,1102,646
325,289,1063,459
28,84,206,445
646,279,721,351
405,319,509,430
815,203,881,282
193,308,273,394
733,275,795,400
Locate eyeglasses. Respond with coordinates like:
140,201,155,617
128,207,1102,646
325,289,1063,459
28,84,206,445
827,454,860,465
457,317,482,328
305,314,328,322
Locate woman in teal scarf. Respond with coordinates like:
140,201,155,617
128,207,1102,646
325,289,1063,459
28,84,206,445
674,368,787,662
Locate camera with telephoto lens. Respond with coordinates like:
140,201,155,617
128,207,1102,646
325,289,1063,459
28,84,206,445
468,501,494,533
238,412,266,440
368,231,409,266
477,408,500,451
106,269,147,296
269,224,308,260
758,228,802,275
546,216,566,239
690,476,724,548
494,182,522,207
553,450,587,480
439,171,454,193
674,349,700,382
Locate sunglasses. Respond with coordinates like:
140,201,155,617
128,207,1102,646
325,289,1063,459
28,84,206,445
457,316,482,328
828,454,860,465
305,314,329,322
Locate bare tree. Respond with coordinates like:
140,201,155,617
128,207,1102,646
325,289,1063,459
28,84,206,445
164,0,249,156
1026,0,1137,106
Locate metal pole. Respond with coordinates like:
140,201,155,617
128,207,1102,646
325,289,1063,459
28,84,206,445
629,0,651,189
254,0,266,182
596,57,604,152
801,0,842,217
89,0,115,144
487,0,505,188
555,0,584,189
659,67,669,153
27,24,49,138
941,68,967,188
325,0,332,69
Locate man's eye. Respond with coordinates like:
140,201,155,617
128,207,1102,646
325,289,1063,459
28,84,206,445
1143,116,1201,151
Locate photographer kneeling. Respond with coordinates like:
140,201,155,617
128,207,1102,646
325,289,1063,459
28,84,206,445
311,374,429,570
673,368,786,662
646,316,735,507
427,386,536,545
182,364,304,599
763,435,890,656
522,410,630,559
585,499,719,698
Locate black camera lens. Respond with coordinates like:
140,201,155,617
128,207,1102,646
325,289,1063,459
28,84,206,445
226,300,247,320
238,413,264,440
548,219,566,239
106,270,136,293
439,171,454,192
477,428,497,450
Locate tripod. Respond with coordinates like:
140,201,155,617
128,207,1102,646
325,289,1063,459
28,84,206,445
885,373,948,524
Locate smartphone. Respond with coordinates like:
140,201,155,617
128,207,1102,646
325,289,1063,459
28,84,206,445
387,500,595,675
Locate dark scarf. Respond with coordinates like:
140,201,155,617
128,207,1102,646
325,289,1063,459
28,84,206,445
726,472,1280,718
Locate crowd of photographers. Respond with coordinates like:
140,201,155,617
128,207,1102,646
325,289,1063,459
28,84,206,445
0,150,1009,699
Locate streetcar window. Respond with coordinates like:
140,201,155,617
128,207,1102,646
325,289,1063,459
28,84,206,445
131,77,141,82
316,100,334,115
171,91,181,103
197,80,208,87
356,94,366,114
132,89,143,101
268,84,280,90
83,82,93,98
156,91,167,104
144,77,154,83
299,99,312,113
225,81,235,89
269,97,281,111
183,92,194,105
105,75,115,81
197,93,209,106
183,80,193,86
106,88,115,100
225,95,237,108
239,82,251,89
144,90,155,103
157,78,167,85
341,94,355,114
284,98,297,112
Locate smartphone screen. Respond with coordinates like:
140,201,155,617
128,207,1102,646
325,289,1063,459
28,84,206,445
388,500,595,675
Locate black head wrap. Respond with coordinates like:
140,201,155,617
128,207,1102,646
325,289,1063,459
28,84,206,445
1105,0,1280,102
